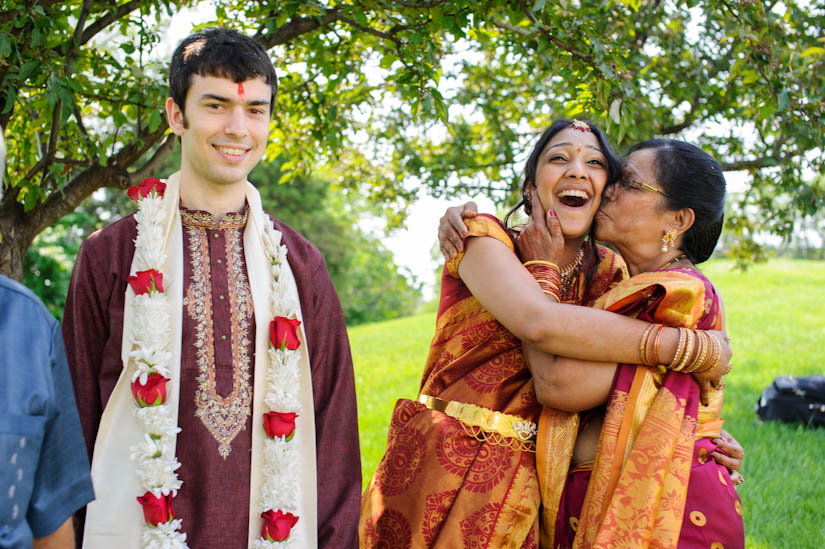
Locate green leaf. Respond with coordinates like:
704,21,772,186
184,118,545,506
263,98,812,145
800,47,825,58
149,109,162,132
379,54,397,69
777,90,790,112
0,33,12,58
18,60,40,83
2,88,16,114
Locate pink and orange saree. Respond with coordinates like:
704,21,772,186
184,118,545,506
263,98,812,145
556,267,744,548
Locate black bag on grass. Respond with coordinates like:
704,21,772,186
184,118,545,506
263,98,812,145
755,375,825,427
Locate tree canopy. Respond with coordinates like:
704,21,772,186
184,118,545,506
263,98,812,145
2,0,823,280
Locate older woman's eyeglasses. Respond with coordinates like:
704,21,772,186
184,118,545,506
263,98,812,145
618,175,669,197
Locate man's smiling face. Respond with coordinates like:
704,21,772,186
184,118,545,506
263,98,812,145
167,74,271,191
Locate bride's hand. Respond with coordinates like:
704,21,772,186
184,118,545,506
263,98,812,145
438,201,479,259
516,189,565,265
692,330,732,406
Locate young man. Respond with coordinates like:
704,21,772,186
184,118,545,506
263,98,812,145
63,28,360,548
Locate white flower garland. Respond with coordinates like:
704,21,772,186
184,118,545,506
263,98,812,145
250,218,304,549
128,182,304,548
128,189,185,547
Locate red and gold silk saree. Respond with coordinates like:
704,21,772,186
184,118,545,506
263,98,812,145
359,215,626,548
560,267,744,549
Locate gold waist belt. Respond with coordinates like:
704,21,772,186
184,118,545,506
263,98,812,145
418,394,538,452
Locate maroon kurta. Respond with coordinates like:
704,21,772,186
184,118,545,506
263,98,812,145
63,207,361,548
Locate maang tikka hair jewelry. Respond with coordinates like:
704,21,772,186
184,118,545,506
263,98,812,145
568,119,591,132
661,228,677,253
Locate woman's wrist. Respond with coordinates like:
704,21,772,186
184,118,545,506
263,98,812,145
639,326,723,375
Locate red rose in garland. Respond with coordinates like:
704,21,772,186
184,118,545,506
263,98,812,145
263,411,299,441
261,509,299,542
127,269,164,295
127,177,166,202
137,491,175,525
269,316,301,350
131,373,169,407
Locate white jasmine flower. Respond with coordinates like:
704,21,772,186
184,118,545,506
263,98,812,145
141,518,188,549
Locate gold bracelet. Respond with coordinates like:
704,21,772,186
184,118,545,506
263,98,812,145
695,333,721,374
669,327,687,369
674,329,695,372
524,260,559,268
651,325,665,366
639,324,657,366
644,325,659,367
685,331,709,373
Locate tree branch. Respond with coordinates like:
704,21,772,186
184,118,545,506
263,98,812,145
129,132,176,184
334,14,402,45
30,120,170,235
659,98,699,134
78,0,143,47
68,0,93,66
514,0,597,65
255,11,343,47
23,100,62,180
489,17,534,37
722,154,792,172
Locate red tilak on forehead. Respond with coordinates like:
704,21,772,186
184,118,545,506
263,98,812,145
237,82,244,98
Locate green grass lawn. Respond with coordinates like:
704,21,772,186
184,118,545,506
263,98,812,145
349,258,825,548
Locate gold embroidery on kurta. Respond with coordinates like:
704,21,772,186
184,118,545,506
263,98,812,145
183,209,253,459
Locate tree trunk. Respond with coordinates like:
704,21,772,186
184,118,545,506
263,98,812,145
0,202,34,282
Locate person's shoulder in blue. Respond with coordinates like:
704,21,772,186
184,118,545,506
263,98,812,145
0,274,94,548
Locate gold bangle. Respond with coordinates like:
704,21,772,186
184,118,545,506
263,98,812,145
695,333,721,374
685,331,709,373
651,326,665,366
542,289,561,302
639,324,657,366
524,260,559,268
669,327,686,369
644,325,659,367
674,329,695,372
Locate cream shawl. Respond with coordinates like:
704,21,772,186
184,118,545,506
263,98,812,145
82,173,318,548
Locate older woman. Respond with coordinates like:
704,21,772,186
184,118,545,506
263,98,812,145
360,120,735,547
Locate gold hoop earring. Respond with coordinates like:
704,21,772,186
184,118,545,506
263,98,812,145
661,228,677,253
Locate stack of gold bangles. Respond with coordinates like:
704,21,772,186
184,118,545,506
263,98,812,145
524,260,562,302
639,324,723,374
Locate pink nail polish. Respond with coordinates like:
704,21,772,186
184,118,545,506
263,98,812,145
549,210,557,217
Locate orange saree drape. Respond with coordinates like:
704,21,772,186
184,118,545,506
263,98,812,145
565,268,743,549
359,215,626,548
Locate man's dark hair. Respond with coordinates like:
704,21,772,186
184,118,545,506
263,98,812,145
169,27,278,116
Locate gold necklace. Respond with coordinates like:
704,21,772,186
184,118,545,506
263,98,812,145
560,245,585,295
657,254,687,270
